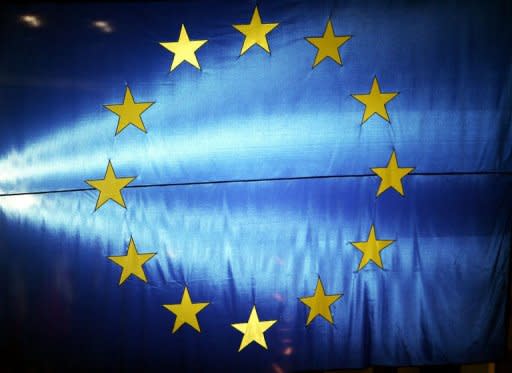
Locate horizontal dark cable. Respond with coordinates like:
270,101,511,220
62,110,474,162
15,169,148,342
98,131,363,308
0,170,511,198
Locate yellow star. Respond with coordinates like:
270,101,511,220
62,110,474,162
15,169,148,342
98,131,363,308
371,151,415,197
163,287,209,333
232,6,279,55
351,225,395,271
231,306,277,352
159,24,207,71
85,161,136,211
108,237,156,285
305,20,351,67
352,77,398,124
299,277,342,326
103,86,155,135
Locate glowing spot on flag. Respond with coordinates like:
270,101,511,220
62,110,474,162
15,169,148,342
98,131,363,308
283,346,293,356
92,20,113,33
0,192,39,211
272,363,285,373
20,14,42,28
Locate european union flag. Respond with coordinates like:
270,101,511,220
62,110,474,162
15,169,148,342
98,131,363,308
1,1,511,372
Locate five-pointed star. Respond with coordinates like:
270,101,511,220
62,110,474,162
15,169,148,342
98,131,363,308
231,306,277,352
159,24,207,71
352,77,399,124
371,151,415,197
108,237,156,285
85,161,136,211
103,86,155,135
232,6,279,55
305,20,351,67
163,287,210,333
351,225,395,271
299,277,343,326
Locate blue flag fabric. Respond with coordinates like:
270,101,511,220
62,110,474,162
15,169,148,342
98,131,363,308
1,0,512,371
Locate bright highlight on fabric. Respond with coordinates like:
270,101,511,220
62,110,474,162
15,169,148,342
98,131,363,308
92,20,113,33
20,14,42,28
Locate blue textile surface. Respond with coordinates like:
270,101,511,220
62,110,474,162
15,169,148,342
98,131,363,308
1,1,511,371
